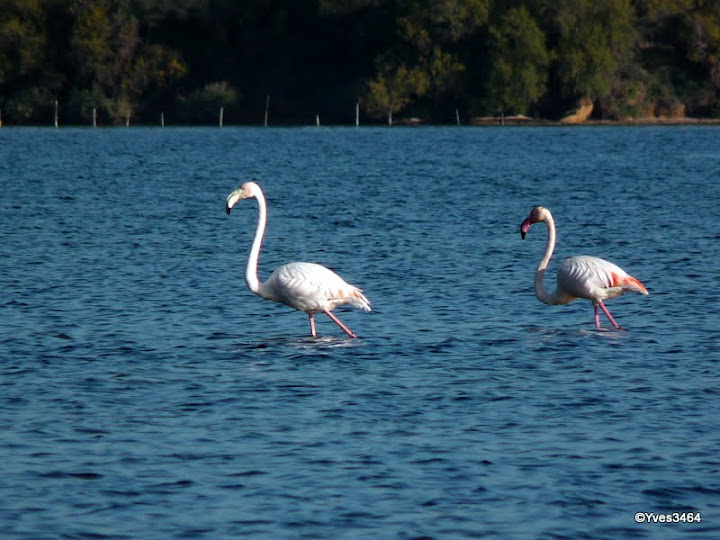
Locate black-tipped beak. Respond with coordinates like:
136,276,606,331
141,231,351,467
520,217,532,240
226,187,244,215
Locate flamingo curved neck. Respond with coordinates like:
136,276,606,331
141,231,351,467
535,214,566,305
245,191,267,298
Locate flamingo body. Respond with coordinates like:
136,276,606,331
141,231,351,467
262,261,370,313
520,206,648,330
226,181,370,338
556,255,647,304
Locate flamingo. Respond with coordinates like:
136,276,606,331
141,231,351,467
520,206,648,330
225,181,370,338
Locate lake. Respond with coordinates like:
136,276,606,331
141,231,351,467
1,125,718,538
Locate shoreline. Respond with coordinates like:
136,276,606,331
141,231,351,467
467,115,720,127
1,116,719,128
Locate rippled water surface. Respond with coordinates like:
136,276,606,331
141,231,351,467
1,126,719,538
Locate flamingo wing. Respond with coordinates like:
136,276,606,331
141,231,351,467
558,256,647,302
265,262,371,313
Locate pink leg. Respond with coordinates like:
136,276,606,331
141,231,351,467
308,313,317,337
323,309,357,338
593,304,602,330
598,301,622,330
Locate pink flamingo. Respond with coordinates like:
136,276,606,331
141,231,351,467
226,181,370,338
520,206,648,330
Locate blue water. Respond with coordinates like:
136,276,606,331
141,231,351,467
1,126,719,538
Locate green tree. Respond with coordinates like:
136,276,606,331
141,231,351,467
69,0,184,124
360,0,491,122
397,13,466,105
484,6,550,116
423,0,491,41
363,64,429,124
549,0,636,107
1,0,720,125
0,0,61,122
638,0,720,115
686,4,720,114
176,81,238,123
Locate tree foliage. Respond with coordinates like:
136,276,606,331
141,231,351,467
68,0,184,123
550,0,636,102
0,0,718,124
485,6,550,116
364,64,430,124
0,0,58,120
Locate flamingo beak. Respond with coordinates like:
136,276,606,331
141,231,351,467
520,217,532,239
226,187,244,215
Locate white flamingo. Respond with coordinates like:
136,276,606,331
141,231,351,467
226,181,370,338
520,206,648,330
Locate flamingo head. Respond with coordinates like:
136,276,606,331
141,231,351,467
520,206,550,239
226,180,262,215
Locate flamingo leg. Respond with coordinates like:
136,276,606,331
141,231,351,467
323,309,357,338
308,313,317,338
593,304,602,330
597,301,622,330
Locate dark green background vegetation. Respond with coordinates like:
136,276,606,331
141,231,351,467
1,0,718,125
